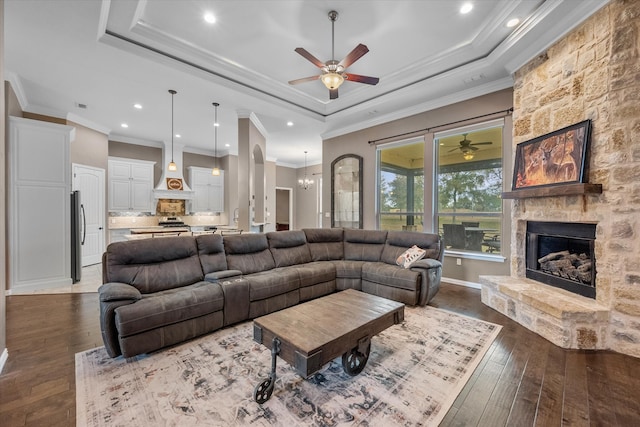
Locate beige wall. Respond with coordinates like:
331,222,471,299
69,121,108,170
295,163,322,229
5,81,20,118
1,0,6,365
323,89,514,282
511,0,640,357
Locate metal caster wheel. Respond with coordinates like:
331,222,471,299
342,340,371,376
254,377,274,403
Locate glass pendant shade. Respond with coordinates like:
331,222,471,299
168,161,178,171
321,72,344,90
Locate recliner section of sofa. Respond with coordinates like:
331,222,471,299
99,228,444,358
100,237,225,358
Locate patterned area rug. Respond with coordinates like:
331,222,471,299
76,306,501,426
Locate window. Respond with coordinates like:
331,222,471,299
377,138,425,231
434,120,503,255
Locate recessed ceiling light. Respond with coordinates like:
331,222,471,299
287,121,294,127
225,143,230,147
133,103,142,109
214,122,220,127
121,123,128,128
175,134,181,138
460,3,473,14
204,12,216,24
507,18,520,28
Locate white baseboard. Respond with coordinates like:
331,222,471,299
441,277,482,290
0,348,8,374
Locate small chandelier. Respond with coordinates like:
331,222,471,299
298,151,314,190
212,102,221,176
167,89,178,172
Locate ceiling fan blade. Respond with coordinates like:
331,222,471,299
448,147,460,153
345,73,380,85
470,141,493,146
329,88,339,100
294,48,325,68
288,75,321,85
339,44,369,68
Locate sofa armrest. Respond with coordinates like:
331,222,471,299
410,259,443,306
220,278,250,326
98,282,142,302
204,270,243,282
98,283,142,358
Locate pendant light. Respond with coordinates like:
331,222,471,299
167,89,178,172
298,151,313,190
212,102,221,176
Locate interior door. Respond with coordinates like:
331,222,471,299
73,164,105,266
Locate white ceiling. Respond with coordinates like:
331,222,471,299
4,0,609,168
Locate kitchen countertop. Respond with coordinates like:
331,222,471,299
129,227,191,234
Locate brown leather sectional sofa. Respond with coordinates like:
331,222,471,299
99,228,444,358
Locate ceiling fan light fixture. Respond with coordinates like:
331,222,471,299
321,72,344,90
462,151,475,161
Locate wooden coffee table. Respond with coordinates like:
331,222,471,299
252,289,405,403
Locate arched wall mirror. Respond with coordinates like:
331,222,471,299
331,154,363,229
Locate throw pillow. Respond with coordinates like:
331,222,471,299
396,245,426,268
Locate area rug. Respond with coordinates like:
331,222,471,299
76,306,501,426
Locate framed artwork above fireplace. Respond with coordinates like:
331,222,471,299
512,120,592,190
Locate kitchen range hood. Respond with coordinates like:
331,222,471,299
153,141,195,200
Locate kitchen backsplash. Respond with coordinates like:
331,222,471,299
109,213,229,229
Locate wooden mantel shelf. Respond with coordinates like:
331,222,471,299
502,183,602,199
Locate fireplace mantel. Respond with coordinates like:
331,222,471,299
502,183,602,199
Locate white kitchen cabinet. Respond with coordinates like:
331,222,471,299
8,117,75,292
108,157,155,212
108,228,130,244
188,167,224,213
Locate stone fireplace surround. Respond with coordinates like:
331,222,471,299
480,0,640,358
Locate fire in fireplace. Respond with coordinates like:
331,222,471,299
526,221,596,298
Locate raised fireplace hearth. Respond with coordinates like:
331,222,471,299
526,221,596,298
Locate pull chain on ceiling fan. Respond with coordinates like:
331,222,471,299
288,10,379,100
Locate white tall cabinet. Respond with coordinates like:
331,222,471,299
8,117,75,293
188,167,224,213
108,157,155,212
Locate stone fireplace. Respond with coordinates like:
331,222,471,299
480,0,640,358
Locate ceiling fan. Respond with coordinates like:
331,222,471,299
288,10,379,100
448,134,492,160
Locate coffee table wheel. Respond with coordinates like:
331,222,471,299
254,376,275,403
342,340,371,376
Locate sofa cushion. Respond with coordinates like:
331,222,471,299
361,262,421,292
196,234,228,274
224,234,276,274
114,281,224,337
303,228,344,261
332,260,365,278
295,261,336,288
343,229,387,262
104,236,204,294
245,268,300,302
267,230,312,267
380,231,442,265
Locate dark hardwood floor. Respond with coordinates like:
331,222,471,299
0,283,639,426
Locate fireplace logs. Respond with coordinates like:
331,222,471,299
538,250,592,284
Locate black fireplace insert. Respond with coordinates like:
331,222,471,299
526,221,596,298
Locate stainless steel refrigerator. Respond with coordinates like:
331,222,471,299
71,190,83,283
